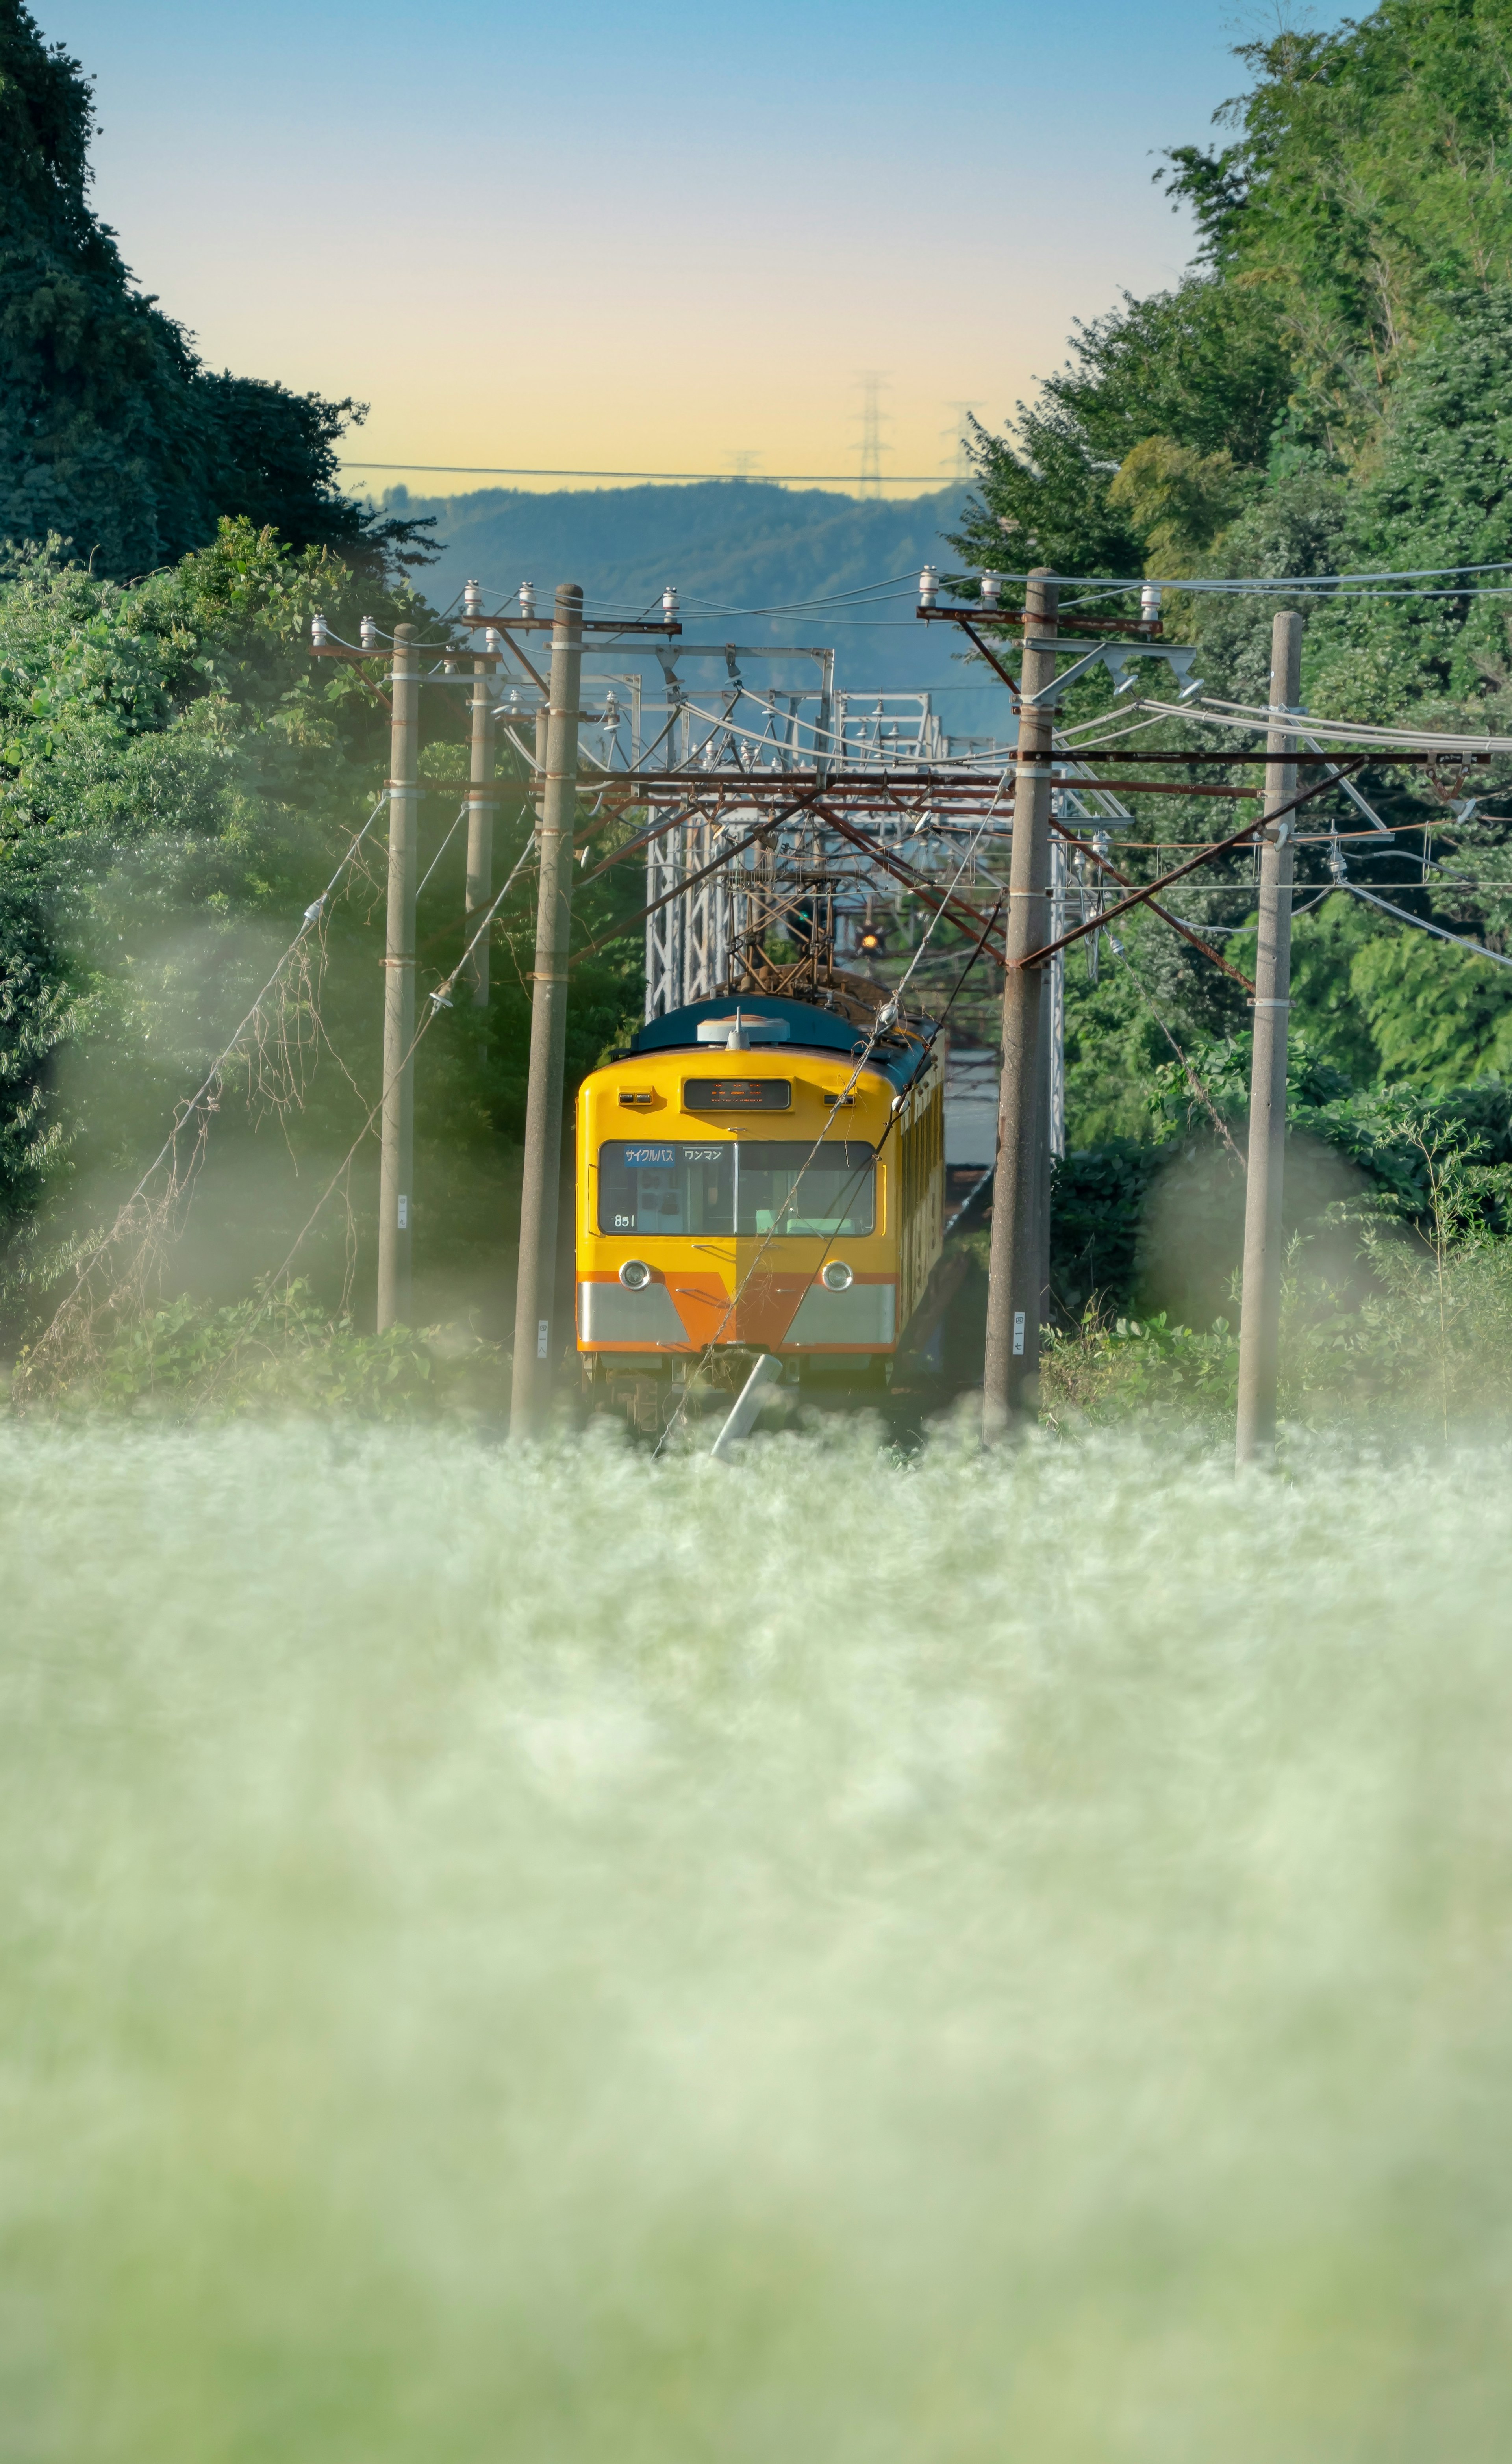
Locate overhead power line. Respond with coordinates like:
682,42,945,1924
1002,562,1512,593
342,461,951,485
1343,881,1512,968
1148,697,1512,755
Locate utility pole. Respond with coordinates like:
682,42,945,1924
1038,833,1068,1334
983,568,1058,1436
510,584,585,1436
1036,970,1053,1330
1236,609,1303,1467
463,649,496,1006
534,699,550,828
376,623,419,1333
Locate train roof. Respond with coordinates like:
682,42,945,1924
623,995,932,1095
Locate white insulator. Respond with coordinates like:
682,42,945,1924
484,627,502,656
979,570,1001,607
662,583,679,620
462,578,484,618
359,616,378,651
519,581,536,620
310,609,329,649
1140,583,1163,621
919,564,939,607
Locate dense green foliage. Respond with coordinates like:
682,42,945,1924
12,0,1512,1388
0,0,422,577
0,1,641,1362
55,1279,513,1421
1045,1126,1512,1442
956,1,1512,581
0,522,643,1345
1164,2,1512,451
951,0,1512,1343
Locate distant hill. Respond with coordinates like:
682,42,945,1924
381,480,1000,707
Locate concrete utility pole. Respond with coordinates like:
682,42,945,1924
376,623,420,1333
534,700,550,831
463,653,496,1007
1236,609,1304,1466
1036,968,1054,1331
983,567,1058,1436
510,584,585,1436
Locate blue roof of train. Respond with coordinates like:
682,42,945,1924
626,996,928,1093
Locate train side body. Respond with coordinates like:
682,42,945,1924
575,996,943,1377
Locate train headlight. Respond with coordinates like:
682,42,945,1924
619,1259,653,1290
821,1260,854,1291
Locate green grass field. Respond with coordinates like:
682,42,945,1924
4,1419,1511,2461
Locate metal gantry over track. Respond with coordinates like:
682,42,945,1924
319,570,1489,1450
478,604,1149,1165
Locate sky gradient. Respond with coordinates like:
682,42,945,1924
40,2,1348,495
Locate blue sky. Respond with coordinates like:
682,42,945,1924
41,1,1350,492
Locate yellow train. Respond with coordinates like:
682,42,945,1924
575,994,944,1425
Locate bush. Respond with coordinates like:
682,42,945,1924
11,1279,513,1424
1043,1137,1512,1440
1040,1310,1240,1431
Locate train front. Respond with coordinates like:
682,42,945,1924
576,996,921,1417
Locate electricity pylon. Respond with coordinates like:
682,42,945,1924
854,372,891,495
941,403,984,482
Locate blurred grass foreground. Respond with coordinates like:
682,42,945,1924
4,1419,1512,2462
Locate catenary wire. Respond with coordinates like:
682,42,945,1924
649,774,1013,1458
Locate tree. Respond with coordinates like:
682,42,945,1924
0,0,426,577
950,280,1292,588
945,1,1512,1193
1158,2,1512,454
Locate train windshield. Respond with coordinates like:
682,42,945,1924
733,1141,875,1236
597,1142,733,1237
597,1140,875,1238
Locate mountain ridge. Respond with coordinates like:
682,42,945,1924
381,479,984,699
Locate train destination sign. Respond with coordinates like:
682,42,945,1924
682,1078,791,1110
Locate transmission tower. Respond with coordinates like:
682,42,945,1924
941,403,984,481
854,372,891,496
